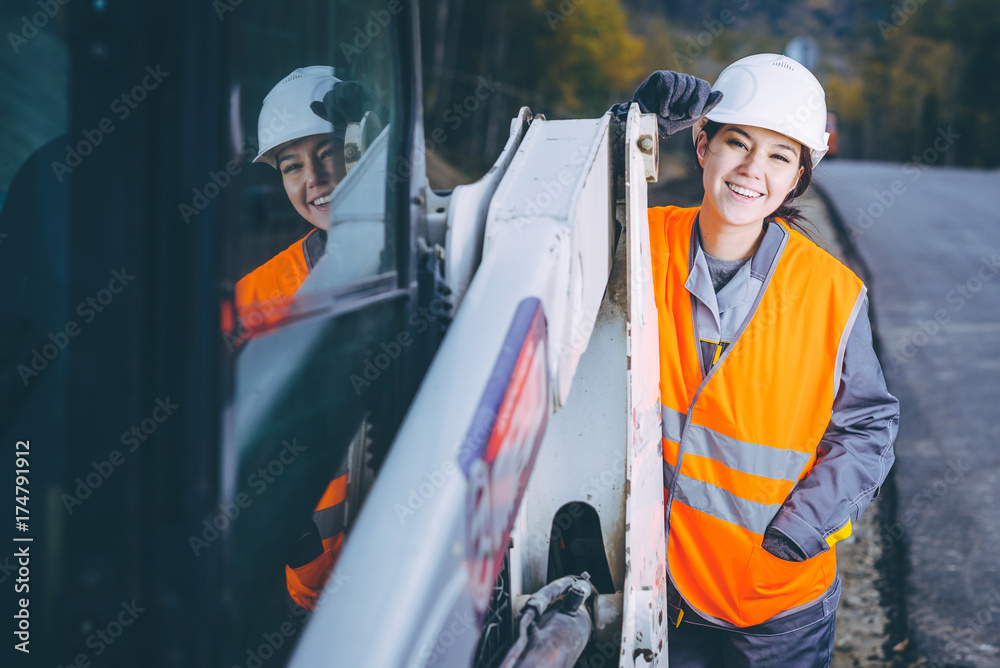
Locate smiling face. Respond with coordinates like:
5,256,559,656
697,123,805,236
276,133,347,229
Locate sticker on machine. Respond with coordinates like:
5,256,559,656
460,297,550,617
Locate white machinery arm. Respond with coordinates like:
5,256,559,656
289,105,667,668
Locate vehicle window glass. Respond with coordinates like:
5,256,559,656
230,0,394,339
0,2,70,445
0,1,69,272
222,2,398,663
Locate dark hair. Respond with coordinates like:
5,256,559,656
698,120,816,237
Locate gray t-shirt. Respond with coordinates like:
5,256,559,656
703,252,749,293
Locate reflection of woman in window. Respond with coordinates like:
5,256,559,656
233,67,386,610
235,66,385,325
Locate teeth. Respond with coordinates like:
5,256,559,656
312,194,331,206
728,183,762,198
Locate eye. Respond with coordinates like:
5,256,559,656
281,161,302,175
771,153,791,163
320,147,335,160
727,138,748,150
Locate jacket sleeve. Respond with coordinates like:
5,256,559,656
765,294,899,560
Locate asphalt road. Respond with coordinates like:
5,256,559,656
815,159,1000,667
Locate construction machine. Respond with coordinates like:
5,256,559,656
0,1,667,666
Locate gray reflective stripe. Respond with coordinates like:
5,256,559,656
660,404,685,443
663,460,675,489
313,502,346,540
303,229,328,271
684,424,810,482
834,285,867,397
672,473,780,535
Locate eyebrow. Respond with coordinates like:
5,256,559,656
727,126,799,155
277,139,334,166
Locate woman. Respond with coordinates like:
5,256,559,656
234,66,345,323
619,54,899,667
235,65,385,326
236,66,385,610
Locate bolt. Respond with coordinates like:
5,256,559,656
639,137,654,152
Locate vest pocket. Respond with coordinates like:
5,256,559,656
739,544,827,624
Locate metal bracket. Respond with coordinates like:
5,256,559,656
636,113,659,183
344,110,385,174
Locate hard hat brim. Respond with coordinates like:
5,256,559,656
253,125,335,169
690,114,829,166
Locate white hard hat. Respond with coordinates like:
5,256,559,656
693,54,830,166
254,66,342,169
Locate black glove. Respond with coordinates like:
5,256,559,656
761,526,809,562
286,523,324,568
310,81,388,139
610,71,723,139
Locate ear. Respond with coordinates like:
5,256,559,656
695,130,709,168
789,164,805,194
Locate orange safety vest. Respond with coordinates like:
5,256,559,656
234,229,323,326
649,206,864,628
285,462,348,610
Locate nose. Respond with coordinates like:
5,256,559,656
738,149,765,179
305,157,331,188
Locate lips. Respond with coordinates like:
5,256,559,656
726,182,763,199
